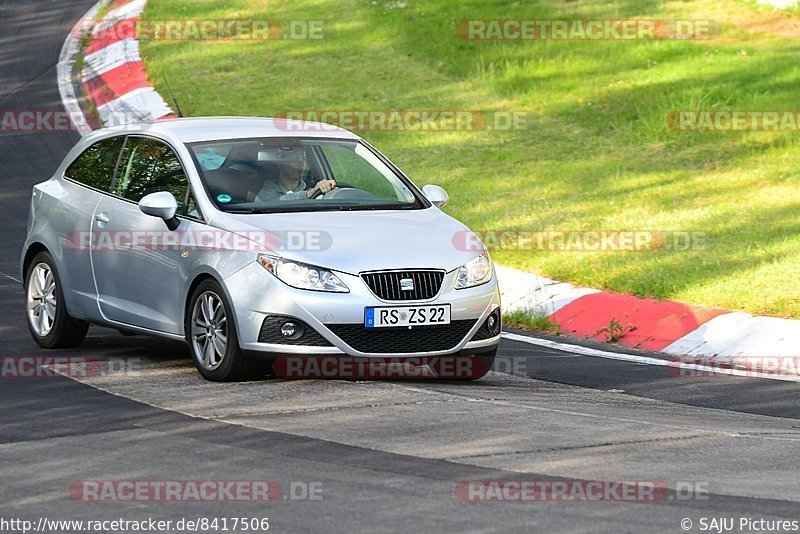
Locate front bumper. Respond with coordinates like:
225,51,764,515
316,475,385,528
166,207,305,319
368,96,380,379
224,262,501,358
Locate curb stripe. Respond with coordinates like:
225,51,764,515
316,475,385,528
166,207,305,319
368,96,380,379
549,292,728,351
57,0,105,135
83,61,151,107
501,332,800,383
81,38,141,82
85,17,139,55
71,0,172,127
495,265,599,317
92,0,146,35
95,87,173,126
664,312,800,357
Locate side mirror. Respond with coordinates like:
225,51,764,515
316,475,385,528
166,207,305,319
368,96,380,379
422,184,448,208
139,191,180,230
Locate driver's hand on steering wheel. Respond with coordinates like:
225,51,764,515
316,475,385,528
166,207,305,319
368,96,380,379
307,179,337,198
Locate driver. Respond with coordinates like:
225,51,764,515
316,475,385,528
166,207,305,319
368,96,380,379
255,146,336,201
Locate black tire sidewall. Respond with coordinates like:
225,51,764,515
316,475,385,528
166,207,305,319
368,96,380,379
474,349,497,378
459,349,497,380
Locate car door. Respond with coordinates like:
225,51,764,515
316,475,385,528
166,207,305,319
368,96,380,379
58,136,126,320
90,135,193,334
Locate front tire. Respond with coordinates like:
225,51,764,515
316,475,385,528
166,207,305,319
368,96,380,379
461,350,496,380
429,349,496,381
25,251,88,348
186,279,261,381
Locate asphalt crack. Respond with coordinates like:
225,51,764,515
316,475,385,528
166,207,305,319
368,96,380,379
445,433,710,460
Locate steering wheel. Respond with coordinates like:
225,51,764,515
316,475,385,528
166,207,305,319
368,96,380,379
309,182,356,199
313,186,379,202
310,185,354,200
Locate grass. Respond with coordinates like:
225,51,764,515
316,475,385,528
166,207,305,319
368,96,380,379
594,318,638,344
140,0,800,318
503,310,560,335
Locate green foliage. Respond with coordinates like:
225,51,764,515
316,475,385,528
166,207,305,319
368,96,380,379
141,0,800,317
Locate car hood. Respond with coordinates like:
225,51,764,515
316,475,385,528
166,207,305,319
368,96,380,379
215,208,481,274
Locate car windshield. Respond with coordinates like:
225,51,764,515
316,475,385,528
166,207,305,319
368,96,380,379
187,137,424,213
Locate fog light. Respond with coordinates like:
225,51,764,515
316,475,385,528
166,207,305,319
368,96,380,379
281,321,304,340
486,310,501,336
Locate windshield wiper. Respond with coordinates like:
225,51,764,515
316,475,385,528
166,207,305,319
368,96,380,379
357,203,416,210
224,202,420,214
298,203,418,212
224,207,272,214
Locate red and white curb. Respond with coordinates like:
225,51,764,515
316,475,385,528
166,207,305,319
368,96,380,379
60,0,174,132
499,265,800,374
58,0,800,378
57,0,104,135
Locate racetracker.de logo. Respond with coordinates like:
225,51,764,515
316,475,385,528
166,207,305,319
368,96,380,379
456,480,669,502
69,480,282,502
453,230,712,253
273,110,527,132
273,355,494,380
668,356,800,378
66,230,331,253
668,110,800,131
83,19,324,41
1,357,141,378
0,111,87,132
456,19,718,40
1,357,99,378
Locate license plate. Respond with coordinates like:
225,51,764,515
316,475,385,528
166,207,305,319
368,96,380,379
365,305,451,328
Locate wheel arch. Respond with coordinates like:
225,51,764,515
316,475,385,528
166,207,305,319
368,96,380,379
183,272,242,342
22,242,50,282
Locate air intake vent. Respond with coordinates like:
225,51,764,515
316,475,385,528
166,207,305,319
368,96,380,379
327,320,477,353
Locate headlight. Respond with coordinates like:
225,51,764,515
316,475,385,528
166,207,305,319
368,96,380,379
257,254,349,293
455,249,493,289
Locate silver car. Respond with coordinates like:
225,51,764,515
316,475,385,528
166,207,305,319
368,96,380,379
21,118,501,381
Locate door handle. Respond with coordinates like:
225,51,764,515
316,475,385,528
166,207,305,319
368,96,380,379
95,212,110,224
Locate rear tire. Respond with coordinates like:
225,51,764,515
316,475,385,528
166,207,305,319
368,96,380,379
186,279,263,381
24,251,88,349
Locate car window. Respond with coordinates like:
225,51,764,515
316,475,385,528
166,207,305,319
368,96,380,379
193,145,231,171
64,136,125,191
321,144,400,200
113,137,193,215
185,188,201,219
187,138,421,213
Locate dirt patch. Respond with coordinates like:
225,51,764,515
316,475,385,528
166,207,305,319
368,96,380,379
725,2,800,39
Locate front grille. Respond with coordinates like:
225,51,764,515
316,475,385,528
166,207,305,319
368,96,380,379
258,316,333,346
326,320,477,354
361,270,445,301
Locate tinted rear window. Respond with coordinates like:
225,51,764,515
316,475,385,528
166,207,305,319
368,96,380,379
65,136,125,191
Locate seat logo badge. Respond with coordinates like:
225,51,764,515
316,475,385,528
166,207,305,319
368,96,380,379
400,278,414,292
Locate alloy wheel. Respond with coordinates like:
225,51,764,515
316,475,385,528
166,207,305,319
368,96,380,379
27,262,56,337
191,291,228,370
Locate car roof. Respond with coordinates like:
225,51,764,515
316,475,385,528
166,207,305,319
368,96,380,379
95,117,361,144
